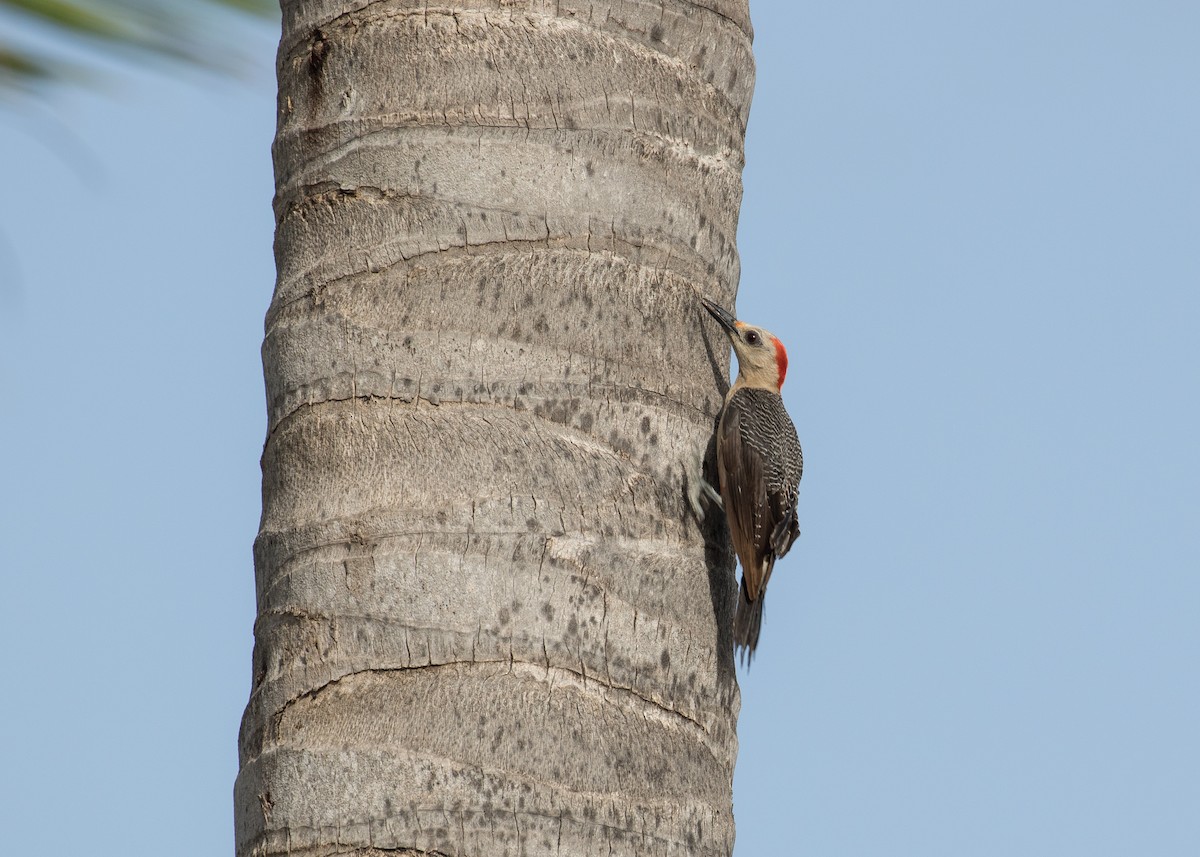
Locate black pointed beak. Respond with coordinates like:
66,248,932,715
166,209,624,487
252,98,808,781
701,298,738,335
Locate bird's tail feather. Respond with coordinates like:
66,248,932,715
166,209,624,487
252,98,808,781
733,577,764,666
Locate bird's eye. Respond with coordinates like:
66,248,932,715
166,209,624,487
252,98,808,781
745,331,761,346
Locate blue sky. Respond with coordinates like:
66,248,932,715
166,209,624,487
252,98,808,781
2,3,1197,855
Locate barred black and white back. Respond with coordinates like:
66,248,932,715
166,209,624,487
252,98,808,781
716,388,803,661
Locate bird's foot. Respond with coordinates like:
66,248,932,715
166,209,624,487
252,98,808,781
685,470,724,523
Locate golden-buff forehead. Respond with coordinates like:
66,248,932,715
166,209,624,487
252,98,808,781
734,321,772,340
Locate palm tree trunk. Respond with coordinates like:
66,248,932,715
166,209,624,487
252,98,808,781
236,3,755,855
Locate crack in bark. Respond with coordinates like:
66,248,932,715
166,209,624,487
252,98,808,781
265,235,722,333
268,658,721,763
246,797,724,857
273,57,746,173
261,387,712,454
265,845,453,857
278,1,753,75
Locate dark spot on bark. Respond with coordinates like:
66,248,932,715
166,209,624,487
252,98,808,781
661,649,671,669
578,412,593,431
650,433,659,446
699,213,707,229
526,517,539,531
585,160,595,177
650,23,665,42
498,607,510,626
522,293,535,307
567,615,578,635
640,415,651,434
308,30,329,79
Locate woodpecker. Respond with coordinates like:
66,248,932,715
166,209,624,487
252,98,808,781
700,298,803,663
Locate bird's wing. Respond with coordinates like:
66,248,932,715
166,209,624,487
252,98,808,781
716,403,772,602
769,491,800,559
766,398,803,562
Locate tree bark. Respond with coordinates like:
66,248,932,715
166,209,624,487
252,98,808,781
236,2,755,855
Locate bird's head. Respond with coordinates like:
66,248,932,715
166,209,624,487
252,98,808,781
701,298,788,391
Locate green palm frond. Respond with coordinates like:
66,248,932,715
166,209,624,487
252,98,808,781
0,0,277,92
